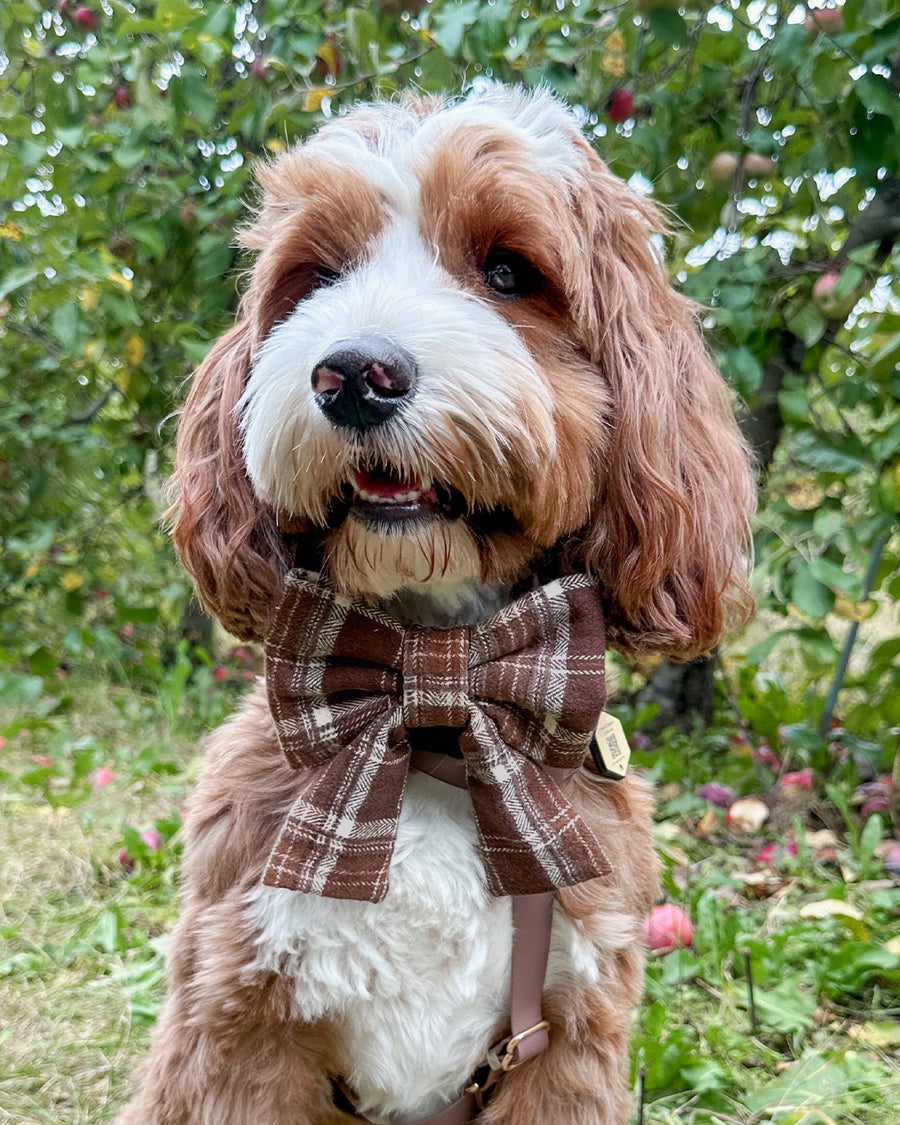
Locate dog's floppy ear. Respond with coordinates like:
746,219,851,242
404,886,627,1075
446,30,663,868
170,319,291,642
569,143,755,661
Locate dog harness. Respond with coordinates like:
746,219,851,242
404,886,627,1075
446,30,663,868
331,750,560,1125
262,571,616,1124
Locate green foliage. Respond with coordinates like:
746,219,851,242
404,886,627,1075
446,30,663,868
3,679,900,1121
632,753,900,1121
2,0,899,737
1,3,899,1115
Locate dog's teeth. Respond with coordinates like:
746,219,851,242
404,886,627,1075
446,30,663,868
356,488,423,504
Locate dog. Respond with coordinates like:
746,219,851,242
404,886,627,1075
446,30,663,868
118,83,754,1125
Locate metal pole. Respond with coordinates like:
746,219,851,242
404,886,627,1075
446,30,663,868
818,535,888,738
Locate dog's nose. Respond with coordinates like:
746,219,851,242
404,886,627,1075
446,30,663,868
311,336,417,431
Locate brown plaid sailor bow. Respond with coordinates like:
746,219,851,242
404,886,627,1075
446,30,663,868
262,570,613,902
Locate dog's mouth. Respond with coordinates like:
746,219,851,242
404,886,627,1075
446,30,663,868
348,465,463,529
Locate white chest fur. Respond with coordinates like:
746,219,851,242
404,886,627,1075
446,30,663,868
245,771,601,1122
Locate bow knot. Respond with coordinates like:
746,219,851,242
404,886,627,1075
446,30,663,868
263,571,613,902
401,626,470,730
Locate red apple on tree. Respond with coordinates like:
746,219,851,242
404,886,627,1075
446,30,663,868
606,88,635,123
710,151,738,184
251,55,271,80
805,7,844,38
72,5,97,30
742,152,774,176
112,85,132,109
812,270,859,319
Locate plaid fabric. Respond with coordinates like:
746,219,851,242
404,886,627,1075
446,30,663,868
263,570,612,902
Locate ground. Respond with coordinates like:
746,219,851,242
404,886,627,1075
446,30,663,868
1,657,899,1125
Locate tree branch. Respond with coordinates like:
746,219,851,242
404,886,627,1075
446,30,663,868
58,385,118,428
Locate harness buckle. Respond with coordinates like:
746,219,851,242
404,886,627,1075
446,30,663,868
498,1020,550,1072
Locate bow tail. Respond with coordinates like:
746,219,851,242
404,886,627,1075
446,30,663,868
461,717,613,897
263,720,410,903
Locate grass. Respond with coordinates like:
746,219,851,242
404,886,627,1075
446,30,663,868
1,661,899,1125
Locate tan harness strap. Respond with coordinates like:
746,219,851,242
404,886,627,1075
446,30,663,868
409,748,575,790
502,891,554,1069
331,1077,479,1124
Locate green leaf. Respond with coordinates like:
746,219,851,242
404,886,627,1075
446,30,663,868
794,443,866,474
855,73,900,124
679,1059,729,1093
825,941,900,994
750,979,818,1037
648,7,688,48
181,70,217,128
792,567,833,619
28,646,57,677
407,48,457,92
154,0,201,31
859,813,884,869
810,556,862,599
467,0,514,61
786,303,827,348
779,384,809,425
432,0,481,58
640,1001,667,1039
746,628,796,666
771,23,808,69
0,672,45,708
796,626,838,667
113,145,147,171
850,105,898,180
130,222,167,260
201,4,233,37
872,419,900,461
779,722,825,754
812,506,842,541
746,1047,885,1112
833,262,866,297
51,302,84,350
116,604,161,624
699,63,730,96
346,7,379,59
870,637,900,672
660,947,699,984
719,346,763,395
871,333,900,379
0,266,37,302
812,52,846,101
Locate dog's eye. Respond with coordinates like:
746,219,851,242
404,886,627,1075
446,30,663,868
482,250,542,298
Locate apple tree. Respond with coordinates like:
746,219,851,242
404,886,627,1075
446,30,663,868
1,0,898,758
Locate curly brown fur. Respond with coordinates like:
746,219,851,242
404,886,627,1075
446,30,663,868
123,83,753,1125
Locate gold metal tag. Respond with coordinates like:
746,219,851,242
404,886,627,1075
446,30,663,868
590,712,631,780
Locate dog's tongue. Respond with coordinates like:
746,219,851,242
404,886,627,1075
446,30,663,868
354,467,423,500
